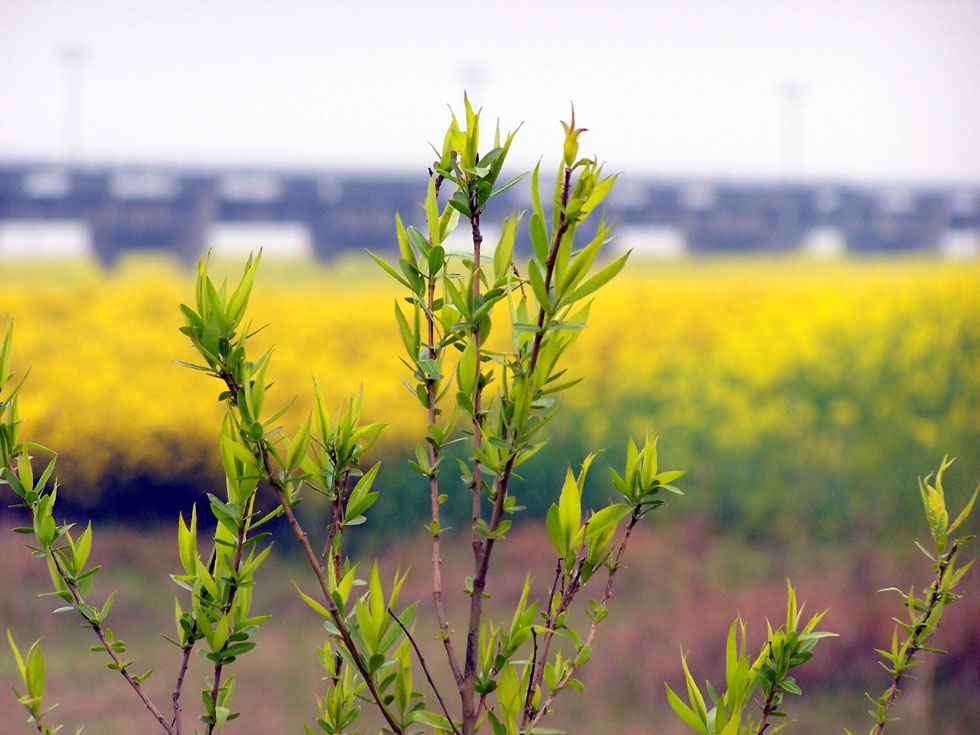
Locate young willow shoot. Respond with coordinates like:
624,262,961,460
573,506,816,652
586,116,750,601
855,457,977,735
666,458,976,735
3,100,976,735
3,101,684,735
364,97,681,735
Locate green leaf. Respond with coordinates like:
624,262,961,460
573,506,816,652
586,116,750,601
665,683,709,735
529,213,549,264
428,245,446,274
226,251,262,326
74,521,93,572
346,462,381,519
492,172,528,197
286,413,313,472
368,250,412,289
566,252,629,303
949,480,980,535
407,710,454,731
7,629,27,680
0,321,13,390
528,259,550,312
178,505,198,575
425,176,441,244
585,504,630,542
456,339,478,396
294,583,332,619
219,434,258,469
546,504,563,555
557,469,581,552
25,638,45,700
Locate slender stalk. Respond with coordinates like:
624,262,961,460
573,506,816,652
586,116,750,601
203,494,253,735
13,449,174,734
387,609,460,735
754,687,778,735
469,208,485,566
322,470,349,578
461,199,488,735
869,541,959,735
220,370,403,735
523,515,639,730
46,546,175,735
171,641,194,735
523,630,539,717
528,166,572,370
267,476,403,734
461,170,574,735
425,268,464,689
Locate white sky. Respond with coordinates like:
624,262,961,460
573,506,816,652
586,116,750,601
1,0,978,183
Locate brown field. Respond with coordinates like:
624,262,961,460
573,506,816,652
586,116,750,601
2,519,977,735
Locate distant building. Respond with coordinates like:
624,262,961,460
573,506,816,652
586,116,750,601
0,161,977,262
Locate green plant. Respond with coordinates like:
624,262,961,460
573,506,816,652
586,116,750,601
4,100,681,735
665,458,976,735
3,99,976,735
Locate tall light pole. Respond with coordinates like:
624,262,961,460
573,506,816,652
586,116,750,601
59,44,87,161
780,80,803,179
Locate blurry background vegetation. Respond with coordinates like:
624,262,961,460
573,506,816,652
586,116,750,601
1,252,979,734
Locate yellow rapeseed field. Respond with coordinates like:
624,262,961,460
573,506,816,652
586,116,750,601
2,254,979,540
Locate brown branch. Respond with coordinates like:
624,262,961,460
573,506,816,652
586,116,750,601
870,541,959,735
528,166,572,371
203,493,253,735
321,471,348,578
462,168,575,735
387,609,460,735
523,515,639,731
266,469,403,734
47,546,175,735
424,269,464,690
461,170,576,735
219,369,403,734
171,634,195,734
754,685,779,735
469,208,485,567
523,629,539,717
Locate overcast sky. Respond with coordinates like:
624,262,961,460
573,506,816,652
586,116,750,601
1,0,978,183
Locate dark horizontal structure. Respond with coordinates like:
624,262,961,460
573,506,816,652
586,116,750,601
0,160,978,262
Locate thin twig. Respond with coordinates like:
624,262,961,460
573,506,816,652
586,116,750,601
171,636,195,734
523,515,639,730
203,493,253,735
469,207,485,567
461,170,574,735
754,676,778,735
422,224,464,690
869,541,959,735
387,608,460,735
220,371,404,735
48,546,175,735
523,630,539,717
268,475,403,734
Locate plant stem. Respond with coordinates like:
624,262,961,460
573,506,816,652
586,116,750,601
47,547,175,735
461,172,573,735
388,609,460,735
267,476,403,734
870,541,959,735
425,267,464,690
523,514,639,730
220,370,404,735
203,494,252,735
469,208,485,566
171,636,195,735
755,687,778,735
